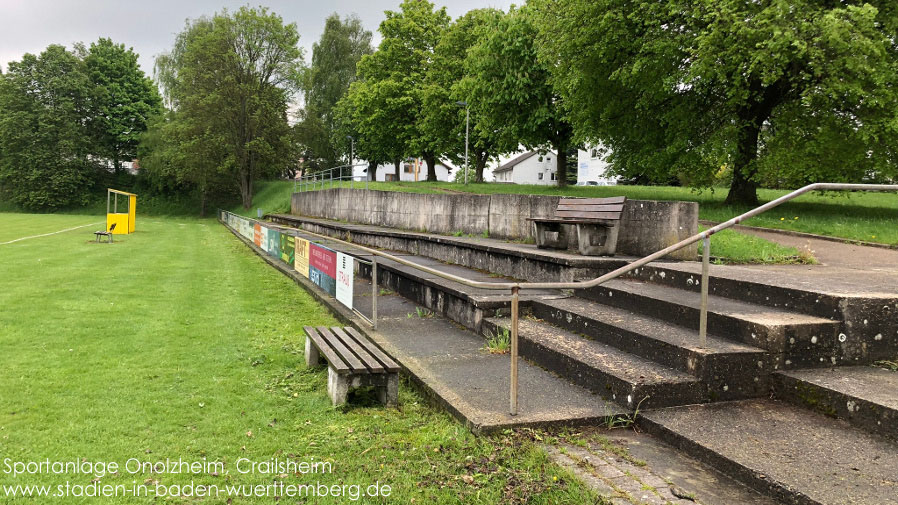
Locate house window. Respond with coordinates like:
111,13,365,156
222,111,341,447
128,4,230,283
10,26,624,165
538,173,544,180
550,173,557,181
591,149,601,159
403,163,414,173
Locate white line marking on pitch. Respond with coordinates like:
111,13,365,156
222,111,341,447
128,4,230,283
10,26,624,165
0,221,104,245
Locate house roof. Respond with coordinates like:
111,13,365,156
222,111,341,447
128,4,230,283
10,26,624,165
493,151,539,173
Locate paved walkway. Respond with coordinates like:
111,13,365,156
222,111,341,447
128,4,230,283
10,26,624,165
732,226,898,270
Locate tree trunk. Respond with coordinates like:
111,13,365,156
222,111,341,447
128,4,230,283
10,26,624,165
475,149,488,183
555,146,568,187
368,160,378,182
200,189,207,218
393,158,400,180
240,171,253,210
424,153,437,182
725,112,761,206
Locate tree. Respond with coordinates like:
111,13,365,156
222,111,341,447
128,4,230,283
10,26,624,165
466,7,574,186
83,38,162,174
297,14,372,174
343,0,450,181
532,0,898,204
0,46,99,210
420,8,504,182
155,7,302,209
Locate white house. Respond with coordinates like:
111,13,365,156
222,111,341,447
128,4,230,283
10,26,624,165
353,159,456,182
492,151,559,185
576,145,619,186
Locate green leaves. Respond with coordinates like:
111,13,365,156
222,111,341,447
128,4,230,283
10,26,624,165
532,0,898,202
0,46,100,210
149,6,303,210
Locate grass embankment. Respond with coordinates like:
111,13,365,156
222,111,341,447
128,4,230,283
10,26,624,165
0,213,600,504
250,180,828,264
285,180,895,246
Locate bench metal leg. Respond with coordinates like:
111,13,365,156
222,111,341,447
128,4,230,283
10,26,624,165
534,222,569,249
377,374,399,408
576,223,620,256
305,336,321,367
327,367,350,406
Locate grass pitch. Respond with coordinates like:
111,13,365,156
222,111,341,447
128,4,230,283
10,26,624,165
0,213,599,504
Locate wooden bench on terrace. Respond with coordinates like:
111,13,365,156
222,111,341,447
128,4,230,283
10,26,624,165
303,326,400,407
528,196,626,256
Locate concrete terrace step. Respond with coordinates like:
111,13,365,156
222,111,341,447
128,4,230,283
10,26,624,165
578,279,841,367
531,296,770,401
483,317,704,410
774,366,898,441
639,399,898,505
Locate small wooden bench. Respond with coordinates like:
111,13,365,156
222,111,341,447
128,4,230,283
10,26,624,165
303,326,400,407
528,196,626,256
94,222,116,243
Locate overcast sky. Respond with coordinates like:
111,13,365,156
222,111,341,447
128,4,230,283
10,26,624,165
0,0,515,75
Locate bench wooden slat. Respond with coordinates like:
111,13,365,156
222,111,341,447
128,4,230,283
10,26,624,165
553,210,623,220
556,203,624,213
316,326,369,373
330,327,385,373
527,218,615,225
558,196,626,205
304,326,351,373
344,327,401,373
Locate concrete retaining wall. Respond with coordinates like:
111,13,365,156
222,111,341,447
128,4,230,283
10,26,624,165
291,189,699,260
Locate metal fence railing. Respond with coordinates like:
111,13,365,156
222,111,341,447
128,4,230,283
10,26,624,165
236,182,898,416
293,163,372,193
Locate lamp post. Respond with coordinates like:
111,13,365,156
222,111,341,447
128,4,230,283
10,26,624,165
347,135,354,181
455,101,469,185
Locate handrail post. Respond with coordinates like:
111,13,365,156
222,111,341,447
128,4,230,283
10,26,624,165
371,258,378,330
510,286,520,416
699,236,710,347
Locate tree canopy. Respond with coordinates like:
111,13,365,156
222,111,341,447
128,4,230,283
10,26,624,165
338,0,450,181
296,14,372,173
533,0,898,203
466,6,574,185
153,6,303,209
84,38,162,174
0,46,98,210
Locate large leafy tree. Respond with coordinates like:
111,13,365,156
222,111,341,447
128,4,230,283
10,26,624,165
296,14,372,174
155,7,302,209
343,0,450,181
420,8,505,182
533,0,898,204
466,6,574,185
83,38,162,174
0,46,99,210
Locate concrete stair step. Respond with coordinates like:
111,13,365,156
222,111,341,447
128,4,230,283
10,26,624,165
578,279,841,365
774,366,898,441
531,296,770,401
639,399,898,505
483,316,705,410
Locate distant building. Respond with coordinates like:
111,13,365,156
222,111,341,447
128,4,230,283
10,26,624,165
492,151,559,185
353,159,456,182
576,145,618,186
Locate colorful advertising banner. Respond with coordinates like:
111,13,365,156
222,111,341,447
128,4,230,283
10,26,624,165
310,243,337,296
336,252,354,309
294,237,310,278
280,233,295,265
253,223,262,247
267,229,281,258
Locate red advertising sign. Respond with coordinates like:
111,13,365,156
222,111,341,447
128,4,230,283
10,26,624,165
309,244,336,278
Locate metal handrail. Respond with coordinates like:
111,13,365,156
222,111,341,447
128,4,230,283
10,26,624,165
270,182,898,415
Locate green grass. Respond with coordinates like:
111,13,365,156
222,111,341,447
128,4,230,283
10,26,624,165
0,214,104,243
281,180,897,246
0,213,600,504
700,227,815,265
